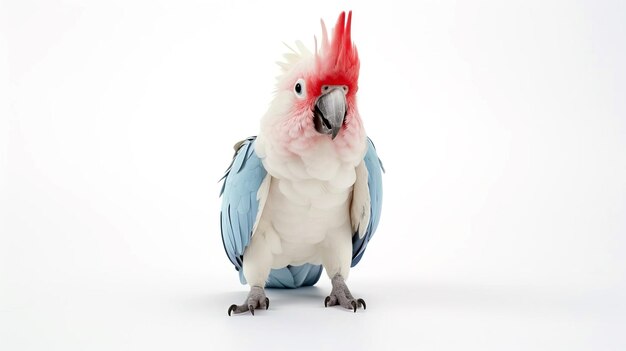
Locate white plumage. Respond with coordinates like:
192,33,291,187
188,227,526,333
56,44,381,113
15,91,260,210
244,132,367,286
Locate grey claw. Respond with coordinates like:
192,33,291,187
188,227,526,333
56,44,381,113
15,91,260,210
351,300,357,313
249,305,255,316
324,296,331,307
265,297,270,310
228,304,237,316
357,298,366,310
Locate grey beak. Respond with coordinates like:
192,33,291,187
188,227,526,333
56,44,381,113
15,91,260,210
313,88,346,139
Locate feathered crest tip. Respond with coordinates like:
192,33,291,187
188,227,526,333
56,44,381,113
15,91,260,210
277,11,359,83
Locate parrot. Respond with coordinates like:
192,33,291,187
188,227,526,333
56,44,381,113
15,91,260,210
220,11,383,315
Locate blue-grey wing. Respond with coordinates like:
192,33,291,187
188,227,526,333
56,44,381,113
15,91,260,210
220,137,266,277
351,137,384,267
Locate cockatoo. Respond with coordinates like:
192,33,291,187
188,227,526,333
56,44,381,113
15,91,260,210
220,11,383,315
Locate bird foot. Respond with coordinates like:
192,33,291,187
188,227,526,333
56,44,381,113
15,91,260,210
324,274,366,312
228,286,269,316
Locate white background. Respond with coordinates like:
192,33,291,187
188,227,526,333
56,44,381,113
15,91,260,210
1,0,625,350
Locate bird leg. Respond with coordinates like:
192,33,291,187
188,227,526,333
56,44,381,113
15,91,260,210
324,274,366,312
228,286,269,316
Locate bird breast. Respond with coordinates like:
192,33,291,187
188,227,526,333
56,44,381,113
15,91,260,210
256,134,365,246
266,165,355,241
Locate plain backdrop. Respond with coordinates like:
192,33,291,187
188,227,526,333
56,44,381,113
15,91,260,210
1,0,625,350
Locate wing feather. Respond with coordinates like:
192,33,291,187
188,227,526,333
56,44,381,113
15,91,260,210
220,137,268,272
351,137,384,267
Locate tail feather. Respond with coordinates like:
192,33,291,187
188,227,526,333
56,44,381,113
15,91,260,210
266,264,323,289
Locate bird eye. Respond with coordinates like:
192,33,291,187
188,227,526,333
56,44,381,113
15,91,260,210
294,78,306,98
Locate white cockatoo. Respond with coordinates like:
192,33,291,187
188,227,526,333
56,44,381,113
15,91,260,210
220,11,383,315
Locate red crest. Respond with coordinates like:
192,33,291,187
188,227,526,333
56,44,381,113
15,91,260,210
311,11,360,96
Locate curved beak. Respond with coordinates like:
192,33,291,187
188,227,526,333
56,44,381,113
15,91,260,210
313,88,346,139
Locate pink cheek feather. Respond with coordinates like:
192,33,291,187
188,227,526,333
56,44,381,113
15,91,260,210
277,103,319,153
285,110,312,139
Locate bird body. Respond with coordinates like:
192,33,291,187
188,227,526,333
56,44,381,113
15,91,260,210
245,133,366,286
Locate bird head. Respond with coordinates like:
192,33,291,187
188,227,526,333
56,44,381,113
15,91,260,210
260,11,364,155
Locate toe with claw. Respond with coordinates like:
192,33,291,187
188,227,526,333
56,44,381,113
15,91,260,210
324,274,367,312
227,286,269,316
